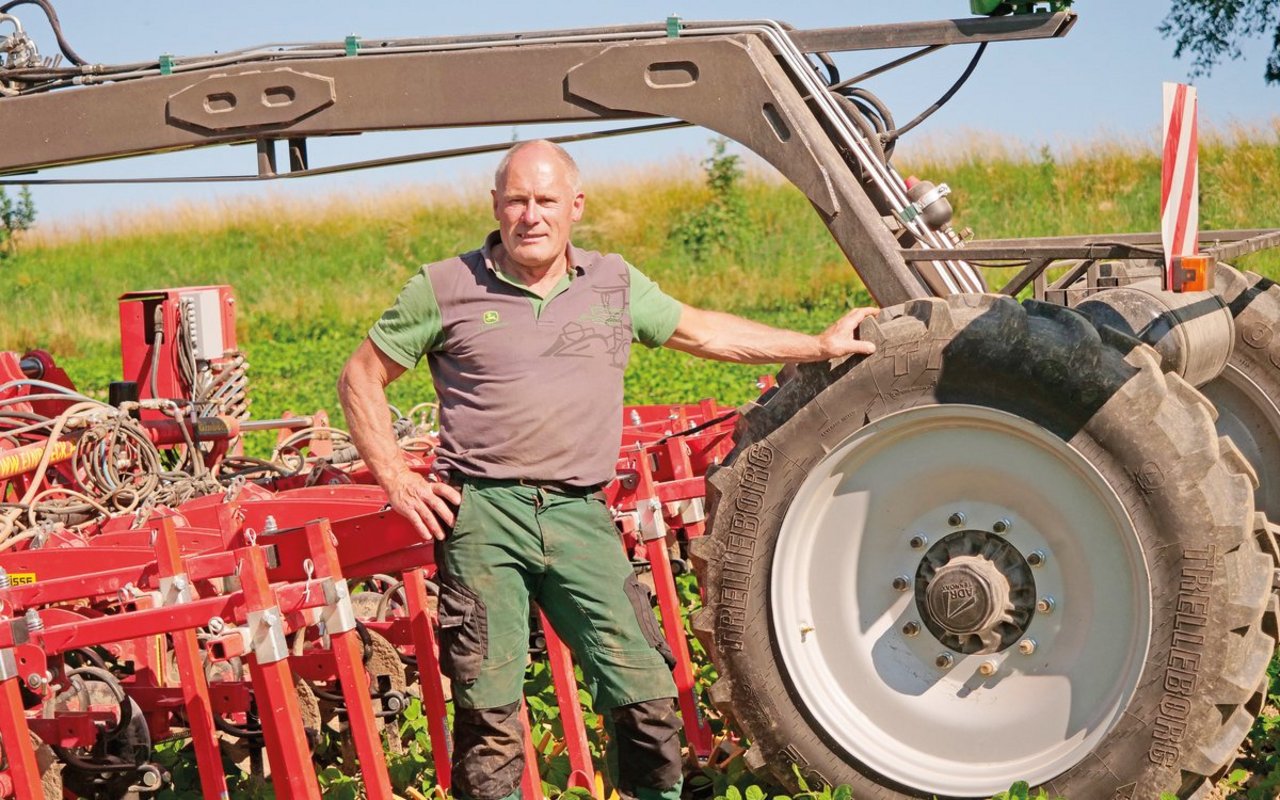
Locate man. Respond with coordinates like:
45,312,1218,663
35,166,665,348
338,139,878,800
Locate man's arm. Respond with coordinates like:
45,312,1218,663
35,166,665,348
663,303,880,364
337,338,460,541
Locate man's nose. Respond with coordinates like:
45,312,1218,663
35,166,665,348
520,201,541,225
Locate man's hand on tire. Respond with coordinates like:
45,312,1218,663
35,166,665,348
817,306,880,359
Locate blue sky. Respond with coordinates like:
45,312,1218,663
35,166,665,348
7,1,1278,226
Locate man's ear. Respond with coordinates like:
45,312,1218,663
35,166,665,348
491,188,500,221
571,191,586,223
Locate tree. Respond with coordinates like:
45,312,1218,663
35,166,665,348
0,185,36,258
1160,0,1280,84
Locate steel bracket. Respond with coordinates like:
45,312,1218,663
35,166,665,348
681,497,707,525
639,497,668,542
320,579,357,635
246,606,290,664
158,572,194,606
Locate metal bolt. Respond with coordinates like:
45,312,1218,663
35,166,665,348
1018,638,1037,655
23,609,42,632
891,575,911,592
1026,550,1046,567
909,534,928,549
263,515,278,533
978,660,998,677
0,569,9,589
992,518,1011,534
140,770,162,789
173,575,189,592
1036,596,1056,615
948,512,966,527
902,621,920,637
25,673,42,690
935,653,954,669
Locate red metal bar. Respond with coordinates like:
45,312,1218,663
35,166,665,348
538,607,598,796
519,698,544,800
664,436,706,539
26,712,99,747
236,546,321,800
302,519,393,800
0,545,239,610
15,594,240,653
0,668,42,800
402,567,452,790
634,450,714,758
646,535,714,757
154,518,229,800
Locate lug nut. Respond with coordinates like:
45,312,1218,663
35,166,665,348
992,518,1011,534
1026,550,1046,567
891,575,911,592
935,653,954,669
1018,638,1037,655
948,512,966,527
1036,596,1056,615
909,534,928,549
978,660,997,677
902,621,920,637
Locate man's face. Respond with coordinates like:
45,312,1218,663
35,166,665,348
492,147,585,272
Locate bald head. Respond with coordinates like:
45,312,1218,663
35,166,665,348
495,140,581,193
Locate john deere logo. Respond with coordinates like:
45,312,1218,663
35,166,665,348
483,310,500,324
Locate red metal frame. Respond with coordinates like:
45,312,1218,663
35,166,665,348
0,292,747,798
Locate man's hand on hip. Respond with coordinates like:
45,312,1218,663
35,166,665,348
387,471,462,541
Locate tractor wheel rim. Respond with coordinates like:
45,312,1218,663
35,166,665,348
771,404,1150,797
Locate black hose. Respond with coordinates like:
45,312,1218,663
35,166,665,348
64,665,132,738
813,50,839,85
887,42,987,143
0,0,87,65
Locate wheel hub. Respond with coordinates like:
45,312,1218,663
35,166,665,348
915,530,1036,654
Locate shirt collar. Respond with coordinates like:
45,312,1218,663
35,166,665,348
481,230,590,278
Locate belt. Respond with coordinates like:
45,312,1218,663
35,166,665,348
443,473,606,497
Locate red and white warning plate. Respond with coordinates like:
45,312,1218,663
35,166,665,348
1161,82,1199,288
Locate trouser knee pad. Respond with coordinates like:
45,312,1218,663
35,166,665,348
611,697,684,797
452,701,524,800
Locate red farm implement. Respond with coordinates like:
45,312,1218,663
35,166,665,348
0,285,738,798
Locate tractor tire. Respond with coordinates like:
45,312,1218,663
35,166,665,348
1205,263,1280,519
690,294,1275,799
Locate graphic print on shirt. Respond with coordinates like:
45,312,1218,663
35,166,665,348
541,281,630,369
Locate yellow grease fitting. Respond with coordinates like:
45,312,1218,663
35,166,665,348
0,439,76,481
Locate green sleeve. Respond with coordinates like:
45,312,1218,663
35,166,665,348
368,267,444,369
629,264,683,347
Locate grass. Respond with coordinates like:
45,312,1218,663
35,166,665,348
7,126,1280,797
12,126,1280,431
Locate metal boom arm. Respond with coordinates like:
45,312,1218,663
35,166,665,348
0,13,1076,305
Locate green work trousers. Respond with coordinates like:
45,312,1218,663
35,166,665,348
436,478,681,800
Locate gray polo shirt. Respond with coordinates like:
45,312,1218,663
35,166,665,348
369,231,682,486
